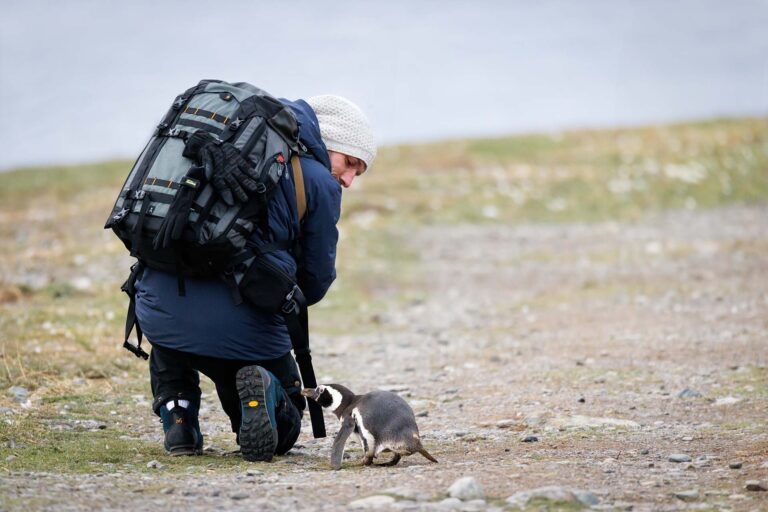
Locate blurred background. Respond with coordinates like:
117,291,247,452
0,0,766,170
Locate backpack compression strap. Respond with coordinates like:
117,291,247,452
291,155,306,221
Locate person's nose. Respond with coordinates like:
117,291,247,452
339,170,355,188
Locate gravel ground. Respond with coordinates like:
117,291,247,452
2,205,767,511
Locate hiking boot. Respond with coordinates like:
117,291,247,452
160,403,203,456
236,365,280,462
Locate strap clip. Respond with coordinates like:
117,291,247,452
123,340,149,360
281,285,300,315
229,118,243,131
112,208,129,223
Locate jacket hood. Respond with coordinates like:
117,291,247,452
281,98,331,169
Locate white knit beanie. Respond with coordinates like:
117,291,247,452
306,95,377,169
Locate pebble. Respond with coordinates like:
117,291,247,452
506,486,599,508
729,461,743,469
245,469,263,476
6,455,17,462
439,497,462,508
640,448,650,455
668,453,692,463
382,487,430,502
577,397,586,403
448,477,484,500
495,419,515,429
146,460,164,469
230,492,249,500
8,386,29,402
348,495,396,508
521,435,538,443
551,415,640,429
677,388,702,398
745,480,767,492
713,396,742,406
675,489,699,501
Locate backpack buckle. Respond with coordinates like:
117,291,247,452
112,208,129,223
172,97,185,110
281,285,300,315
229,118,243,131
133,190,146,200
255,183,267,194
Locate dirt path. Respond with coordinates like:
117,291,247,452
2,205,767,511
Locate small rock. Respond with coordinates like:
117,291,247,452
7,386,29,402
668,454,692,463
675,489,699,501
506,486,597,507
146,460,164,469
230,492,249,500
713,396,742,406
640,448,649,455
382,487,430,502
439,497,462,508
160,487,174,495
416,410,428,417
677,388,702,398
729,461,743,469
551,415,640,429
348,495,396,508
521,435,538,443
448,477,484,500
745,480,767,492
495,419,515,429
573,490,600,506
6,455,17,462
577,397,586,403
245,469,263,476
681,436,693,441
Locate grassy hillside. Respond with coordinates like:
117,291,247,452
0,117,766,472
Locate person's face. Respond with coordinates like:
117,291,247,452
328,151,366,189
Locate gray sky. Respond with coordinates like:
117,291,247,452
1,0,766,169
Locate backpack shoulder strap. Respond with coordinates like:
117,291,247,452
291,155,307,222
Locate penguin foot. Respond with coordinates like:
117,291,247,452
379,454,401,466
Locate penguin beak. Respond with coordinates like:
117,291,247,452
301,387,319,401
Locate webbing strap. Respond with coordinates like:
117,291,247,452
291,156,306,221
121,263,148,359
283,301,326,438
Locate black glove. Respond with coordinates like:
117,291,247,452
183,131,261,206
182,130,215,161
201,142,261,206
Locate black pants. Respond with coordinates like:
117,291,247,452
148,344,304,455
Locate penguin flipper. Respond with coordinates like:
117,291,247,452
330,416,355,470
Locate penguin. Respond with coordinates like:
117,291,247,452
301,384,438,470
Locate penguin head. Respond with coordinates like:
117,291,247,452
301,384,354,416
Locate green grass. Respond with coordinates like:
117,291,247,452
0,116,766,474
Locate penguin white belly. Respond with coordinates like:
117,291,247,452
351,408,376,456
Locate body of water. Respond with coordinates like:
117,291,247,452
0,0,766,170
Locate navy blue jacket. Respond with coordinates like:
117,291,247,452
135,99,341,360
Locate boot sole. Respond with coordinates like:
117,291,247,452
168,445,203,457
236,366,277,462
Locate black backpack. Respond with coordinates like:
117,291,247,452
105,80,325,438
105,79,300,282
